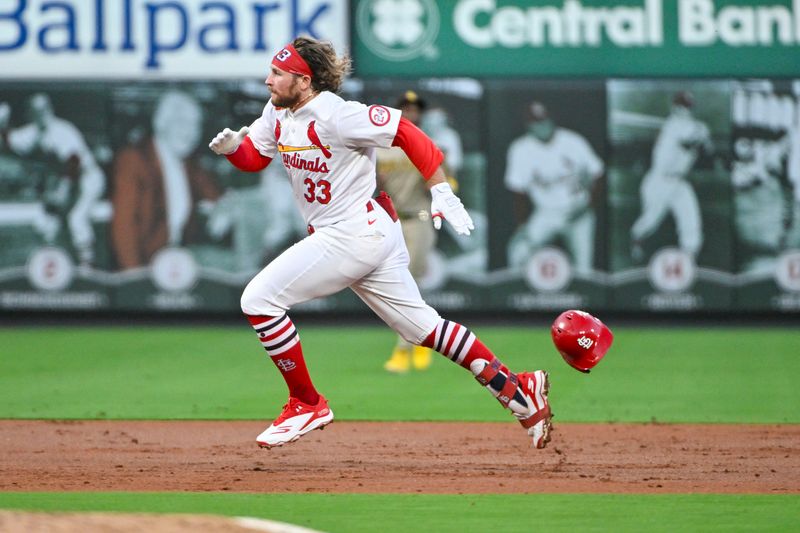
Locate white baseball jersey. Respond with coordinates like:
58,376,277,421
248,91,402,228
504,128,603,211
9,116,105,257
631,110,710,256
789,128,800,202
731,138,788,189
9,117,101,174
240,91,441,345
650,112,711,177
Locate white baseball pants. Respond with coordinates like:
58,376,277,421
508,205,595,274
631,171,702,256
241,199,441,345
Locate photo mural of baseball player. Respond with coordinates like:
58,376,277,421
0,85,112,310
107,83,305,311
362,78,488,310
732,80,800,311
606,80,733,311
485,80,608,311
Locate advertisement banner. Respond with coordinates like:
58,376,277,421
353,0,800,78
606,80,735,311
0,0,348,79
2,77,798,314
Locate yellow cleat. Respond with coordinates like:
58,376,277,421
411,346,433,371
384,347,411,373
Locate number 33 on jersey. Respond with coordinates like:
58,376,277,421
247,93,401,228
280,120,332,204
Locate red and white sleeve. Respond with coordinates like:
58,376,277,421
226,136,272,172
391,117,444,180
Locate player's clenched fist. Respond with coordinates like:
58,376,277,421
430,182,474,236
208,126,249,155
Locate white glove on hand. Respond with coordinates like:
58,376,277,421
208,126,249,155
430,182,474,236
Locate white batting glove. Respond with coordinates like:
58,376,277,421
430,182,474,236
208,126,249,155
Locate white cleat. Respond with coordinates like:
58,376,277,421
474,360,553,449
515,370,553,449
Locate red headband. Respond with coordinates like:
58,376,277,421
271,44,313,78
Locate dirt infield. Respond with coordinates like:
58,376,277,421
2,420,798,494
0,511,323,533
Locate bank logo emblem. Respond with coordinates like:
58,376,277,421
356,0,440,61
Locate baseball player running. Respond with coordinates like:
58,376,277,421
630,92,713,260
209,37,552,449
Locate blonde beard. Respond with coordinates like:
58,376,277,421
271,78,314,110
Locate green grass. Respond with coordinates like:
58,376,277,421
0,325,798,423
1,325,797,531
0,492,797,533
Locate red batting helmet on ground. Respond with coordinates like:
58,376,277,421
551,310,613,373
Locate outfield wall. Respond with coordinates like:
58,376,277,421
0,0,798,314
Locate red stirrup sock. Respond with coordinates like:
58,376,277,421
246,314,319,405
422,319,528,410
421,318,496,372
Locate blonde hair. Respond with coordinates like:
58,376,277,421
292,36,351,94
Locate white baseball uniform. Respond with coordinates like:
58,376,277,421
790,128,800,202
504,128,604,273
631,109,712,256
787,128,800,248
731,136,790,252
8,117,105,261
239,92,440,344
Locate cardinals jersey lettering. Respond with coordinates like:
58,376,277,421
248,92,402,227
504,128,604,210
